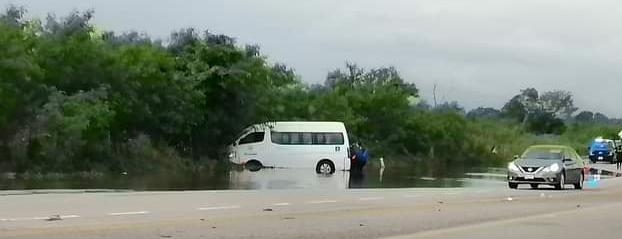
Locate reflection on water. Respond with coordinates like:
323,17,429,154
229,169,349,190
1,165,619,191
589,168,622,178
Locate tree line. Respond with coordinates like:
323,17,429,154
467,88,620,134
0,8,619,174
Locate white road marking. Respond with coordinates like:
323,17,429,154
402,195,421,198
359,197,385,201
197,205,241,211
0,215,81,222
272,202,291,206
307,200,338,204
0,217,46,222
107,211,150,216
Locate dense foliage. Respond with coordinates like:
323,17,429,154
1,8,620,174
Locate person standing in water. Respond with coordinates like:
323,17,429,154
356,146,370,172
350,143,360,171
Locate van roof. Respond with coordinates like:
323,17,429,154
253,121,347,132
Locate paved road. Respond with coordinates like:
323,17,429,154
1,176,622,239
390,201,622,239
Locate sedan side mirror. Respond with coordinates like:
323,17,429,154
513,155,519,160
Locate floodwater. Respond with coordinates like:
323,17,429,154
0,165,618,191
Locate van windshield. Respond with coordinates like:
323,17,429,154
238,132,265,145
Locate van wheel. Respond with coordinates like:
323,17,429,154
316,160,335,174
245,160,263,172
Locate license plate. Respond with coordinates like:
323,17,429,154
525,175,535,179
598,156,604,160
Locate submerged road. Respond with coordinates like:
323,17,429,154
589,161,622,175
1,175,622,239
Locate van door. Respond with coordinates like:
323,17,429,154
236,131,266,164
268,132,308,168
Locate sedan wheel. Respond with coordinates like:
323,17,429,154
574,173,584,190
555,173,565,190
530,184,538,189
508,182,518,189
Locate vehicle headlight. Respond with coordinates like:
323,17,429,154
543,163,560,173
508,162,520,172
228,152,235,158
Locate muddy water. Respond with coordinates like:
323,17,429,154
0,165,617,191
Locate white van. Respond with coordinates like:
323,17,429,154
228,121,351,174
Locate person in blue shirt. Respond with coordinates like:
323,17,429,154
355,147,370,172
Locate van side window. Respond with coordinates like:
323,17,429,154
312,133,344,145
302,133,313,145
271,132,286,144
289,133,301,144
325,133,344,145
239,132,265,145
312,133,326,145
271,132,344,145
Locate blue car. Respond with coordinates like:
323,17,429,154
588,139,616,164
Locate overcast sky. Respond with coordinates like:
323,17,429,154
3,0,621,117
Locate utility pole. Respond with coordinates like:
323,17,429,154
433,83,438,108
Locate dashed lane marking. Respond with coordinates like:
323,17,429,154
359,197,385,201
197,205,241,211
402,195,422,198
307,200,338,204
107,211,150,216
307,200,337,204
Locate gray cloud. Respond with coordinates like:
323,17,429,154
3,0,621,117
